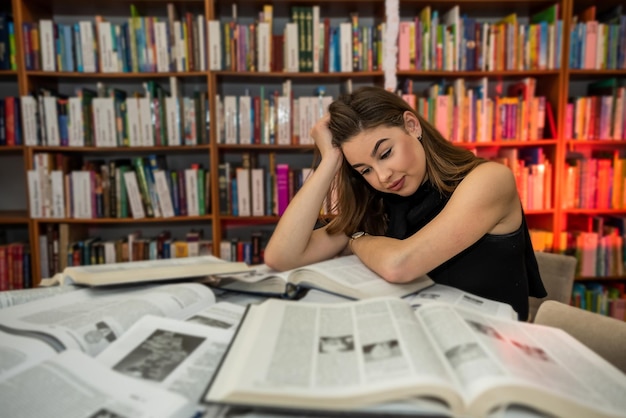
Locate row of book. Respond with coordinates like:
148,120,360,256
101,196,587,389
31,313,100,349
217,158,329,217
563,151,626,210
565,78,626,140
0,242,30,291
569,5,626,70
38,225,215,279
399,5,562,72
401,77,554,143
571,281,626,321
216,86,333,146
23,4,208,73
29,154,210,220
17,79,209,147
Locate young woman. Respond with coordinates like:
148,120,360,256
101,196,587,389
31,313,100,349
264,86,546,320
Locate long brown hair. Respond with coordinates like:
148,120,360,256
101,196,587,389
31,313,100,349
324,86,486,236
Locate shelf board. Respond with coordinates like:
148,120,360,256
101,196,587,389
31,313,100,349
25,70,208,78
29,145,211,152
564,209,626,215
33,215,214,224
0,146,26,154
215,70,384,78
0,70,18,77
0,210,30,224
456,139,558,148
218,144,315,151
396,69,561,77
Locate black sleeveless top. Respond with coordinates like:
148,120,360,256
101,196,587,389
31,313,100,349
384,181,547,320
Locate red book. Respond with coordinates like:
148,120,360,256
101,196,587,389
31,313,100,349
5,97,16,146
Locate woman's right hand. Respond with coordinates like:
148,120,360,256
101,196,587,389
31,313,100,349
311,114,343,172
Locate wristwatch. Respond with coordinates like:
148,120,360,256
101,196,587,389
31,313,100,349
350,231,368,243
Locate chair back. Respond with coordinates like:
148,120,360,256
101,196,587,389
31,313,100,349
529,251,577,321
534,300,626,373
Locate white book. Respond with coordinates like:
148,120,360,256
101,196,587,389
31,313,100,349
174,20,186,71
103,241,116,264
165,96,181,146
20,96,38,146
123,171,146,219
154,21,170,72
238,95,252,144
251,168,265,216
34,154,51,218
42,96,60,146
79,21,96,72
276,95,291,145
71,171,93,219
39,20,56,71
138,97,154,146
236,167,251,217
27,171,42,218
184,169,199,216
219,240,232,261
284,23,299,72
223,95,238,144
339,22,352,73
68,97,84,147
197,15,207,71
97,21,117,73
50,170,65,219
183,96,197,145
125,97,141,146
312,5,320,73
92,97,117,147
298,96,312,145
257,22,270,72
208,20,222,70
153,170,175,218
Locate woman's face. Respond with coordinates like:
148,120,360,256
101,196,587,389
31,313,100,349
341,112,427,197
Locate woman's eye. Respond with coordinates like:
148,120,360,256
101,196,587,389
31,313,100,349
360,167,371,175
380,149,391,159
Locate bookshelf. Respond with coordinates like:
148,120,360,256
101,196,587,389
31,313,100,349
0,0,625,311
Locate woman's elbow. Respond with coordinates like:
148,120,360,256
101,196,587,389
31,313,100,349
378,263,416,284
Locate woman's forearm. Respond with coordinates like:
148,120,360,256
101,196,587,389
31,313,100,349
264,158,341,269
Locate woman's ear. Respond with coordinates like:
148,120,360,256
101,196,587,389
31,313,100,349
403,111,421,136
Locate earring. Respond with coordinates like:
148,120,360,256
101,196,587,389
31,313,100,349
417,134,423,141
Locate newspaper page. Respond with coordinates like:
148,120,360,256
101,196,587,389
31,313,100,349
0,329,57,381
0,349,197,418
184,301,246,329
0,285,80,309
97,314,238,402
406,284,517,319
415,303,626,418
204,297,461,411
0,282,217,356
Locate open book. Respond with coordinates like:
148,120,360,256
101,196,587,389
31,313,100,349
41,255,251,287
210,255,434,300
0,282,223,356
203,297,626,418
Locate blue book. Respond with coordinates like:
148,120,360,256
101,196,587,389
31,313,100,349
62,24,74,71
74,23,83,72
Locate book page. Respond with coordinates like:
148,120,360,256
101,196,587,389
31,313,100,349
289,255,434,299
0,285,80,309
415,303,626,418
97,314,237,402
204,297,461,412
0,349,197,418
406,284,517,320
0,330,58,381
0,283,217,356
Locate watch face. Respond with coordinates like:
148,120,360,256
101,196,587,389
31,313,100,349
351,231,366,240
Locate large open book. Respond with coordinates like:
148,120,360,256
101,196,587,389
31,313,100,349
210,255,434,299
40,255,250,287
203,297,626,418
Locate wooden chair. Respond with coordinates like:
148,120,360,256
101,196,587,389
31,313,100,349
534,300,626,374
528,251,578,322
